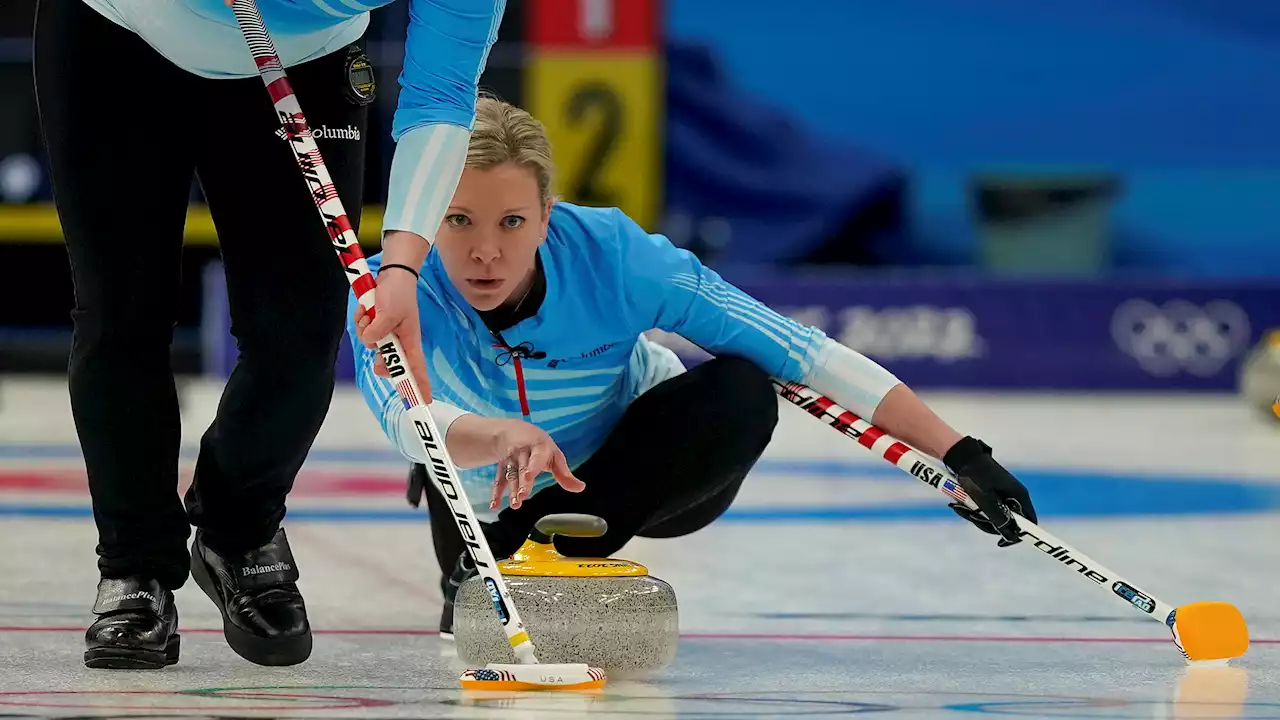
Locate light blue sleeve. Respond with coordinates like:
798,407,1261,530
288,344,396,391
346,269,472,464
381,0,505,242
393,0,505,139
608,209,826,381
381,122,471,243
609,209,903,417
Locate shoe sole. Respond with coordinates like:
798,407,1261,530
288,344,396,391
84,634,180,670
190,545,313,667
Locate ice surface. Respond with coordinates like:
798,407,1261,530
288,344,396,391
1,379,1276,718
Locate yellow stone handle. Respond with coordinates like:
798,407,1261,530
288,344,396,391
503,514,649,576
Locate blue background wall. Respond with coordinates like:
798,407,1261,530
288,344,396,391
665,0,1280,276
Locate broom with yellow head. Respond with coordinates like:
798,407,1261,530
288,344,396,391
228,0,604,691
774,380,1250,665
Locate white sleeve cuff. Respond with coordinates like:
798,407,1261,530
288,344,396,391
802,337,903,420
394,400,472,464
382,122,472,244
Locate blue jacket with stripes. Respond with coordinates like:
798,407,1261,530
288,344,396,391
349,202,903,515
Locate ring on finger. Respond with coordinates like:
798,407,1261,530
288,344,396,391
504,461,518,482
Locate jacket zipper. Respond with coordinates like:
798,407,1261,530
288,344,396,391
511,355,531,418
492,332,532,419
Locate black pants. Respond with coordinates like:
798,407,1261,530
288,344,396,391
34,0,368,590
423,356,780,578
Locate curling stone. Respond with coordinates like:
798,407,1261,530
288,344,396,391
452,514,678,674
1238,329,1280,421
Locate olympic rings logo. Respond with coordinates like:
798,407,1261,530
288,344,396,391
1110,299,1251,377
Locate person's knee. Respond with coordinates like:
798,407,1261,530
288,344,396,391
232,299,346,374
639,501,730,539
703,356,779,446
70,298,178,358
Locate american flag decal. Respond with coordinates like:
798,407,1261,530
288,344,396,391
462,668,517,682
940,478,970,504
588,668,606,681
396,379,420,408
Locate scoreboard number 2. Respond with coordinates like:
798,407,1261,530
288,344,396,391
528,53,660,229
566,83,624,206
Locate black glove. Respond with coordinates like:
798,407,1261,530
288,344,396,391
943,436,1037,547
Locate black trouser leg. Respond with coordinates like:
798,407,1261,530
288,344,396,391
422,467,468,587
425,356,780,570
35,0,197,590
183,45,369,555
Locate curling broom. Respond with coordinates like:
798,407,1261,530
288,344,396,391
772,379,1249,664
228,0,604,691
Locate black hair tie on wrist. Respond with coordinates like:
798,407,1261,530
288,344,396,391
378,263,419,279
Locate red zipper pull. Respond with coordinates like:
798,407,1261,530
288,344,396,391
511,355,531,418
492,337,532,419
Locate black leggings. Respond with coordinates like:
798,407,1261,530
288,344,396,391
423,356,780,578
34,0,369,590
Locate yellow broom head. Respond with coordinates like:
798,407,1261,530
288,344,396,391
460,663,607,691
1172,602,1249,663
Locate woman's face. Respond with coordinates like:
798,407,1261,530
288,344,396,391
434,162,551,311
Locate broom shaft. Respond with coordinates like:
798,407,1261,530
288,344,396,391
228,0,538,663
772,379,1178,626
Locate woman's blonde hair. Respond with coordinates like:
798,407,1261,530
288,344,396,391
466,95,556,205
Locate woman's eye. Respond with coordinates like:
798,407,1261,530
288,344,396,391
502,215,525,229
446,214,469,227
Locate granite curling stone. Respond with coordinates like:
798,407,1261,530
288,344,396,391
453,514,678,674
1239,329,1280,422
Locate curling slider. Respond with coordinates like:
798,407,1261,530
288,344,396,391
460,663,607,691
